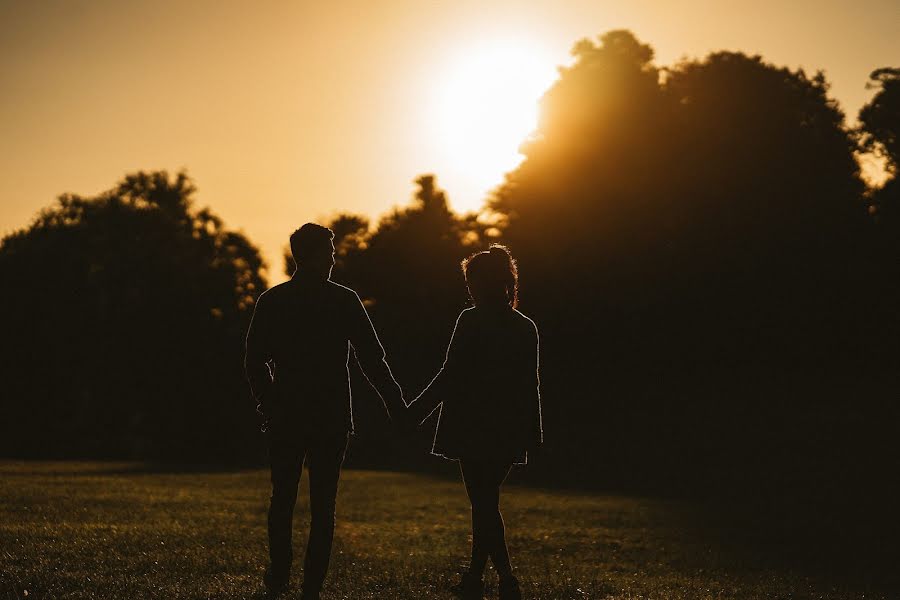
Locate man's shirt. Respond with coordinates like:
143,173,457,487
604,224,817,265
244,271,404,434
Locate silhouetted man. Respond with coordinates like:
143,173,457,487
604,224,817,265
245,223,406,599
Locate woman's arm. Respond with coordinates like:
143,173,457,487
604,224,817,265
408,310,470,425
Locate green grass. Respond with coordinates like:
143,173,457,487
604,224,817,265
0,462,886,599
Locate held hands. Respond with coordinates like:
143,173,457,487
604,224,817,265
387,390,424,437
390,402,419,437
255,390,273,433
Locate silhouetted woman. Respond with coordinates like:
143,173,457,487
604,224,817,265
408,244,542,600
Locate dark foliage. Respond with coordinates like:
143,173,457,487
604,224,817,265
859,67,900,174
479,32,894,494
0,171,266,460
860,67,900,236
329,32,898,503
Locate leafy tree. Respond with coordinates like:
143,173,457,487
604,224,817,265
858,67,900,230
665,52,865,258
856,67,900,371
493,32,866,345
0,171,266,460
485,30,872,488
491,30,670,291
329,214,371,251
859,67,900,173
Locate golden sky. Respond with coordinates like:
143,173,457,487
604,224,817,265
1,0,897,282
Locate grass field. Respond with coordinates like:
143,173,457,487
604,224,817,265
0,461,889,599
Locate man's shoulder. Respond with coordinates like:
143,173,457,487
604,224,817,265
262,280,360,303
254,282,289,306
256,285,279,308
325,280,358,296
325,280,362,303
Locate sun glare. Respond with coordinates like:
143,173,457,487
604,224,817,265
430,39,558,213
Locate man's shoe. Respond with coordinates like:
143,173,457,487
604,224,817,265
498,575,522,600
449,571,485,598
263,567,290,597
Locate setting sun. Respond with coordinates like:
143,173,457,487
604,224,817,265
429,39,559,213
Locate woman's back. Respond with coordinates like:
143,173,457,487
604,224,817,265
407,244,539,600
432,305,541,463
454,306,537,408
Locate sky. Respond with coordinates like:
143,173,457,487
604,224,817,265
1,0,897,282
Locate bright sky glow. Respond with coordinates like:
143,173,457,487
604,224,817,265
1,0,897,282
429,40,559,213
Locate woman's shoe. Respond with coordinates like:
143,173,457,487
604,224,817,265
449,571,485,598
498,575,522,600
263,567,290,597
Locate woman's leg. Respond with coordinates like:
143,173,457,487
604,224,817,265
460,460,513,579
482,462,513,579
460,460,491,577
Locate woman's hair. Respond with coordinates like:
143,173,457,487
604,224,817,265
461,244,518,309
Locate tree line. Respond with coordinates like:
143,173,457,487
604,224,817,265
1,32,897,497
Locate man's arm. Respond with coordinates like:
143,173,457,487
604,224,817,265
528,321,543,449
244,292,274,413
347,292,405,419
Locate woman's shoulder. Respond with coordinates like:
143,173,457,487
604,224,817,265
455,306,477,323
465,306,538,341
512,309,539,334
450,307,478,334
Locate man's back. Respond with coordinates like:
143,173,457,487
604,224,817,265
249,222,406,598
245,271,403,434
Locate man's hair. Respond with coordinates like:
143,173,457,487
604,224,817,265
290,223,335,262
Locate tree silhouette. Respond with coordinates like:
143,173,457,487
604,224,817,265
332,175,474,370
481,30,876,489
859,67,900,172
665,52,865,253
0,171,266,460
856,67,900,381
859,67,900,231
492,32,866,352
492,30,670,290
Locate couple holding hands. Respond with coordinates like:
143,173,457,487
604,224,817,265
245,223,543,599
